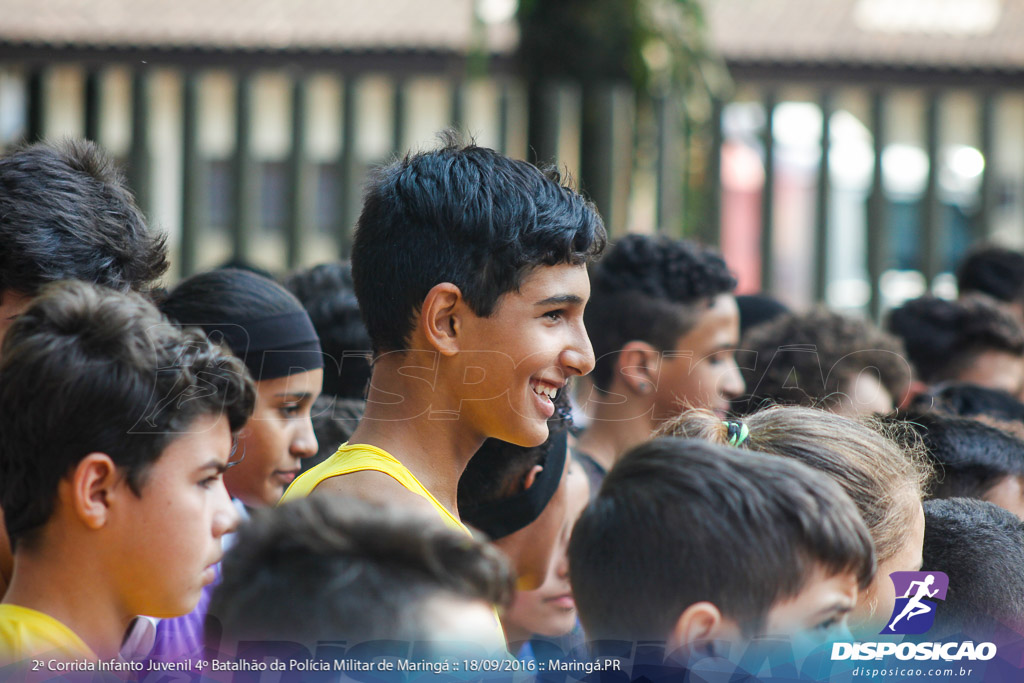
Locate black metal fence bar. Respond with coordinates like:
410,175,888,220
180,70,201,277
867,89,888,321
922,90,942,288
26,67,44,143
232,72,256,263
83,69,101,143
338,76,358,258
978,91,996,241
286,74,310,270
813,89,832,303
760,90,776,293
128,69,151,218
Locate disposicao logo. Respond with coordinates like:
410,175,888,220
831,570,997,664
880,571,949,636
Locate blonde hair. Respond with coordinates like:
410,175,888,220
659,405,932,564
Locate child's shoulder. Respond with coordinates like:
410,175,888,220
0,604,95,663
284,444,435,512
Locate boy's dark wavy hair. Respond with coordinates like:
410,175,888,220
0,139,167,296
585,234,737,392
895,411,1024,501
735,308,910,414
888,295,1024,384
352,131,606,354
210,496,514,644
0,281,255,549
923,498,1024,636
956,244,1024,304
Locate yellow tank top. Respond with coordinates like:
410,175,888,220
281,443,508,650
280,443,469,535
0,604,96,664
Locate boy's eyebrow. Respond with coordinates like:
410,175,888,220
274,392,315,400
810,602,854,620
198,458,231,474
534,294,585,307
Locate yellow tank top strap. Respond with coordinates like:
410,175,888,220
281,443,468,534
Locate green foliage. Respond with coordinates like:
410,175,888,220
518,0,643,84
518,0,728,100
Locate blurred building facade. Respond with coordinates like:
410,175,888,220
0,0,531,276
706,0,1024,316
2,0,1023,316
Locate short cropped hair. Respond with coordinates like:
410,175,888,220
209,496,514,644
352,133,605,354
956,245,1024,305
888,296,1024,385
736,309,910,414
569,438,875,641
0,281,255,548
662,406,932,566
284,262,372,399
922,498,1024,635
895,412,1024,501
736,293,790,338
0,140,168,295
585,234,737,392
912,382,1024,424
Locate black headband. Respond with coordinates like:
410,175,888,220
461,430,569,541
199,311,323,381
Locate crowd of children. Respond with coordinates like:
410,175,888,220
0,135,1023,681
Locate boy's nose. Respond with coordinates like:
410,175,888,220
720,360,745,401
564,325,596,377
215,487,241,537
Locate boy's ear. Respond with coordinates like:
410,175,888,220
668,601,736,653
617,341,660,395
520,464,544,494
67,453,120,530
420,282,464,357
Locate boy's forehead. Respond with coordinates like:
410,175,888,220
517,263,591,298
157,414,234,467
764,567,859,633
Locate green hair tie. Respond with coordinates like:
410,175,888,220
724,420,749,447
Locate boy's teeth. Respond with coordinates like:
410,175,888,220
531,383,557,400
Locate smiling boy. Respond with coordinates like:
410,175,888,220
281,135,605,532
0,281,254,662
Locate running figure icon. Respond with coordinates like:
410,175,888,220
888,574,938,631
881,571,948,635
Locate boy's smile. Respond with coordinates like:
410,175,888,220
457,263,595,448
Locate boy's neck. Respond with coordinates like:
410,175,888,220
576,390,656,472
349,354,487,516
4,547,127,659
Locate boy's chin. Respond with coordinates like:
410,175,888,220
504,421,549,448
495,421,552,448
